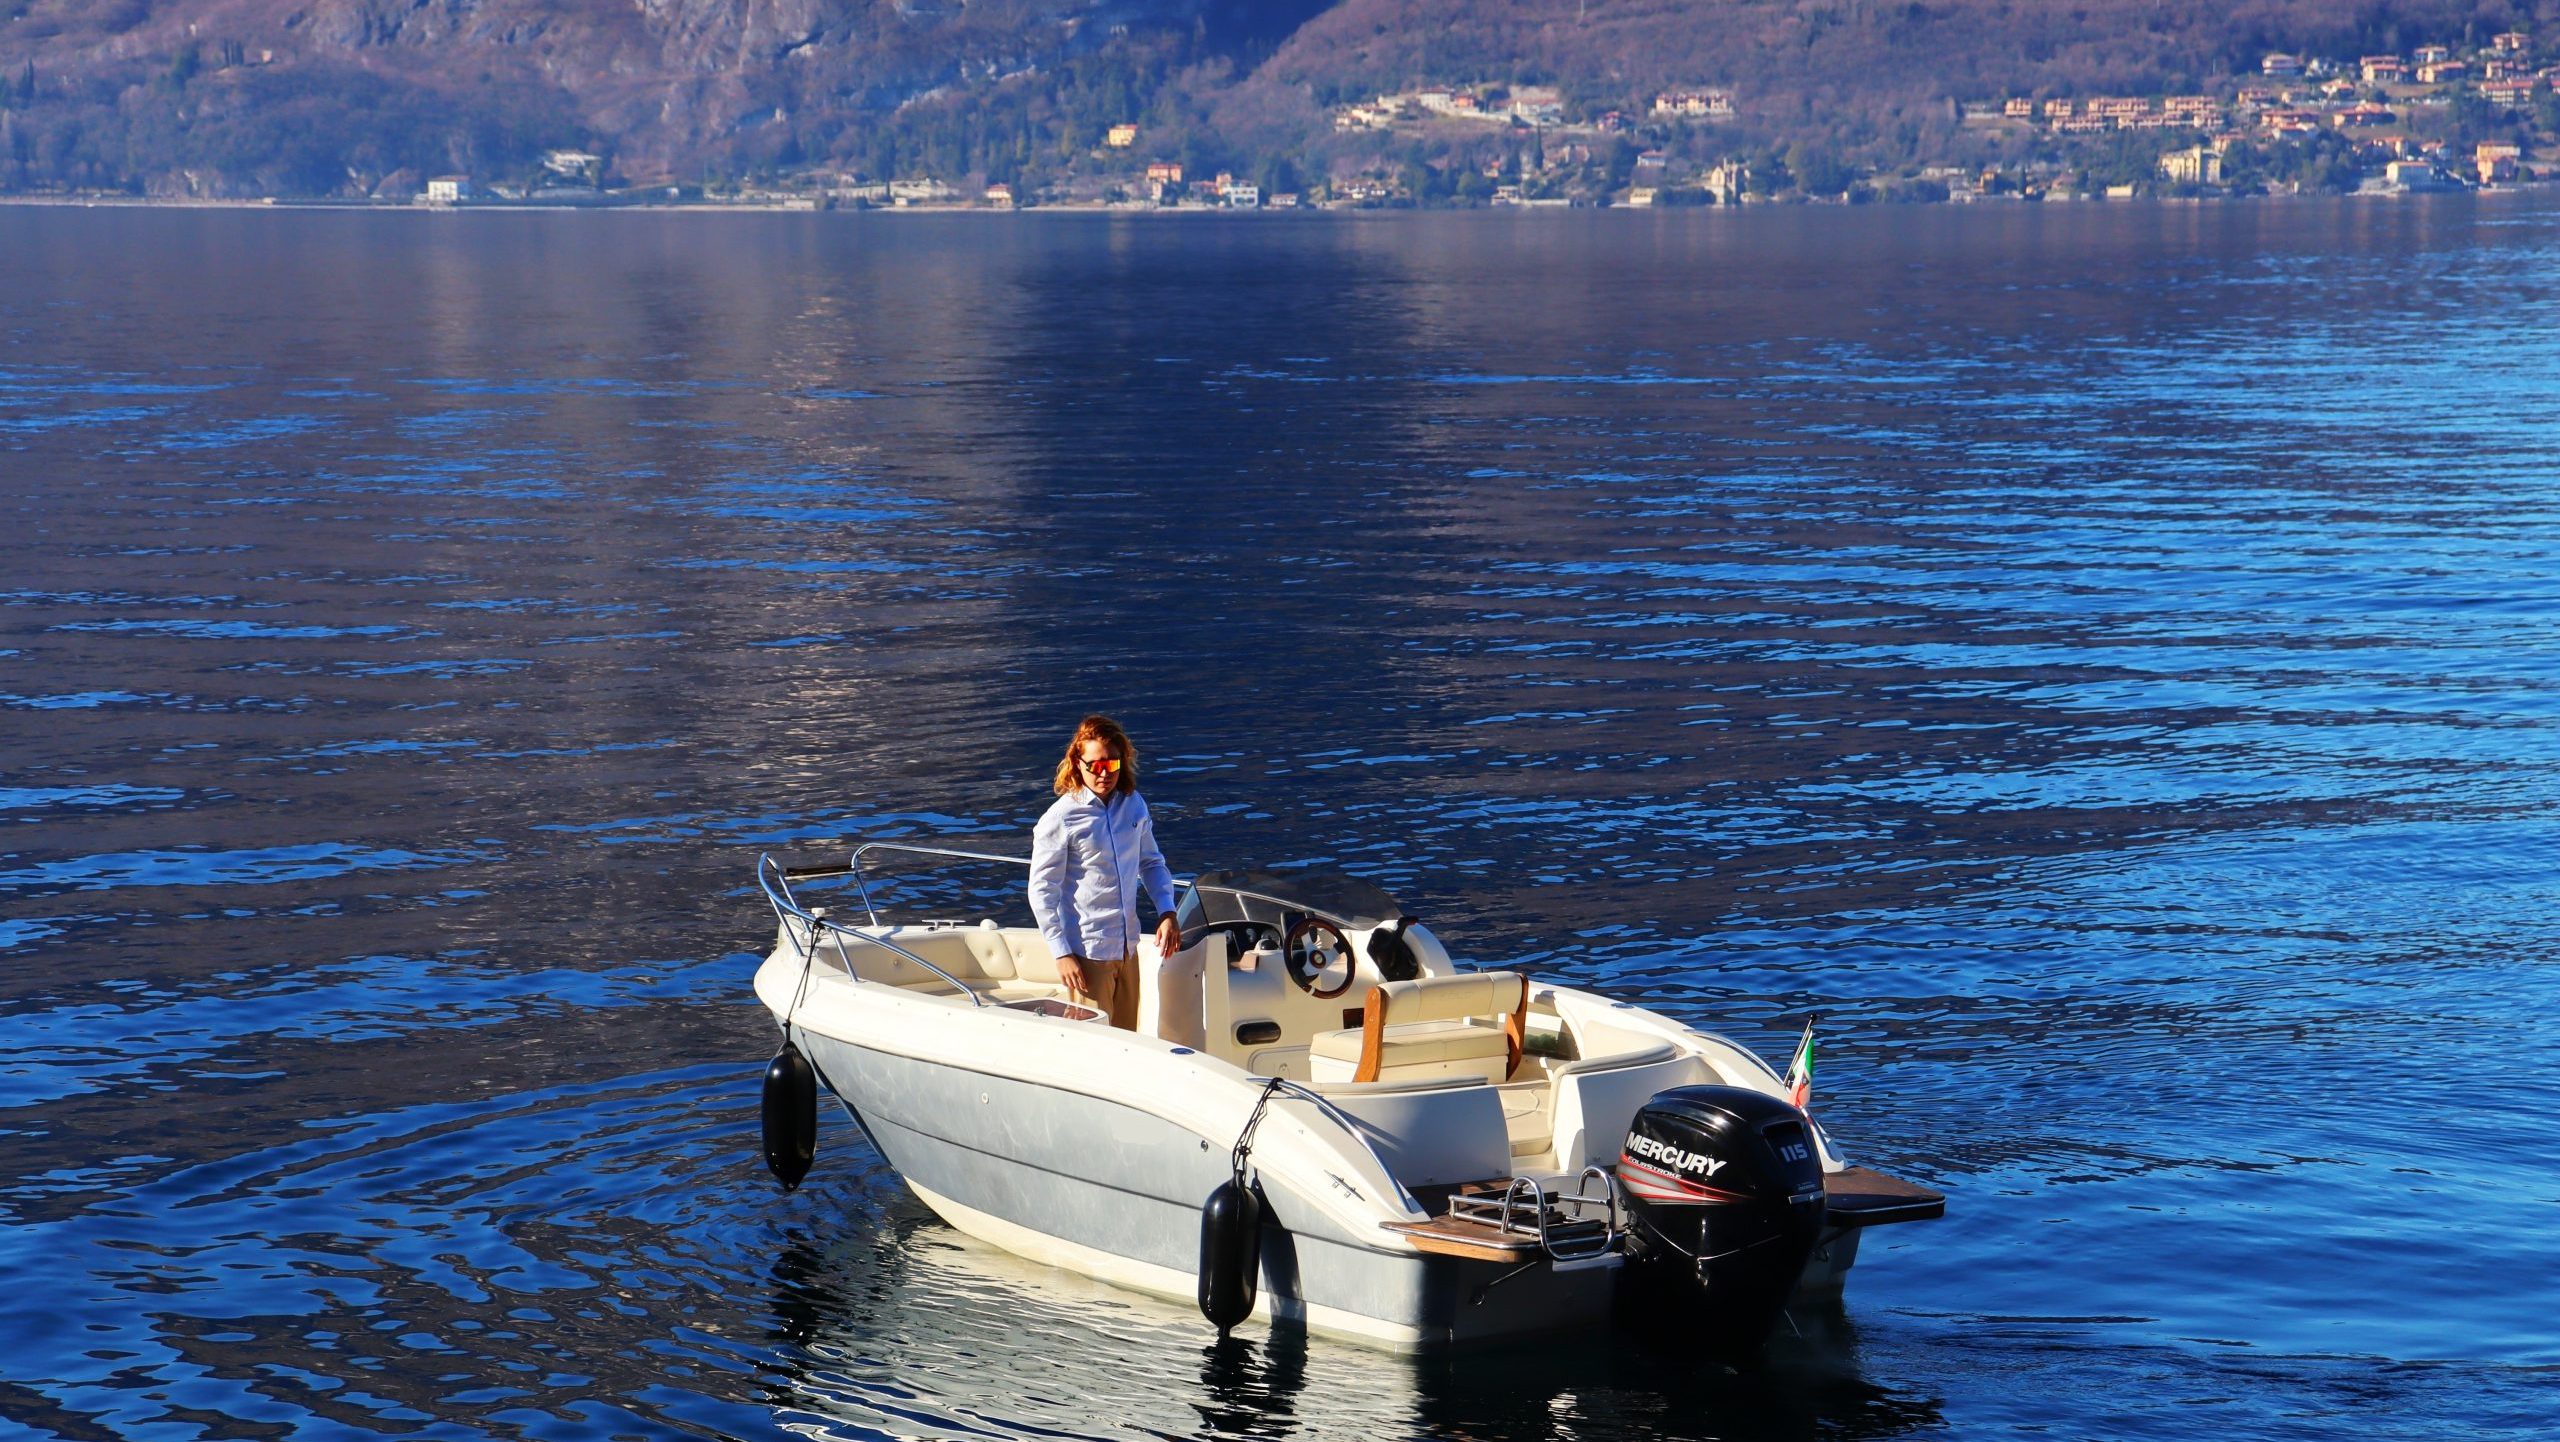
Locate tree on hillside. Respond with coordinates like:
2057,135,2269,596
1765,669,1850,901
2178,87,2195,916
1785,141,1852,197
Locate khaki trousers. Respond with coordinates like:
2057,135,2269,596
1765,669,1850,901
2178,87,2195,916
1064,956,1140,1032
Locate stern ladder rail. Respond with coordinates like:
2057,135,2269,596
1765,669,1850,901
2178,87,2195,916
1446,1167,1623,1265
1558,1165,1624,1262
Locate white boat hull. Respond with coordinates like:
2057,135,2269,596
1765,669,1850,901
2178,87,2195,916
798,1024,1621,1351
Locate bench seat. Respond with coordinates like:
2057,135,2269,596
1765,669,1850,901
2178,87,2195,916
1307,971,1530,1086
1311,1018,1508,1084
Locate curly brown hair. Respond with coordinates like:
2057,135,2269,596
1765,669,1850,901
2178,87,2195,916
1052,713,1142,797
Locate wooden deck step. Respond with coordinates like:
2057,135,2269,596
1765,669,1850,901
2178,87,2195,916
1823,1165,1946,1226
1382,1177,1611,1262
1381,1212,1609,1263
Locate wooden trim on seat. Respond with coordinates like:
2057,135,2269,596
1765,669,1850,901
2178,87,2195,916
1502,973,1528,1078
1354,973,1533,1084
1352,986,1390,1083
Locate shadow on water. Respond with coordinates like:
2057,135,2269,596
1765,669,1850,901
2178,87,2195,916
758,1206,1942,1442
1409,1303,1944,1442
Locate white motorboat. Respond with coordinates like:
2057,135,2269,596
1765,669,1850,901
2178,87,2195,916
752,844,1942,1353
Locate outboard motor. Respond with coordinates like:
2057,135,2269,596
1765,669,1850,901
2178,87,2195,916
1615,1085,1827,1350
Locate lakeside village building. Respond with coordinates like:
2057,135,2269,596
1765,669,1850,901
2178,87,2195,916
2153,135,2520,191
1336,31,2540,203
413,26,2537,212
1335,84,1728,134
1993,28,2549,180
1132,163,1273,207
1334,84,1586,132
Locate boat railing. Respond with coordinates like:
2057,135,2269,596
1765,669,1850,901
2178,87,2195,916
758,852,989,1008
1244,1077,1426,1218
777,840,1040,928
767,841,1228,1009
788,841,1389,948
1444,1167,1622,1266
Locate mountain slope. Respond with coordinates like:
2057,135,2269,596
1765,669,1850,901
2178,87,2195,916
0,0,1281,193
1252,0,2553,126
0,0,2550,195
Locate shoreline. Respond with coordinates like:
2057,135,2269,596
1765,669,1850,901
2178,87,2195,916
2,183,2552,217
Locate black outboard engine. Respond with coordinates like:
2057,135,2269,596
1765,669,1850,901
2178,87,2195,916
1615,1085,1828,1350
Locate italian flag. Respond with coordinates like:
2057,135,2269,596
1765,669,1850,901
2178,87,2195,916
1784,1017,1817,1112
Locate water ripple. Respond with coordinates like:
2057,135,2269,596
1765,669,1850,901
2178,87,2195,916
3,199,2557,1441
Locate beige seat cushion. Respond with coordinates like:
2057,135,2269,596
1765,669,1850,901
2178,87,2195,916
1369,972,1525,1026
998,930,1063,985
1308,970,1531,1085
1310,1018,1510,1084
830,932,998,991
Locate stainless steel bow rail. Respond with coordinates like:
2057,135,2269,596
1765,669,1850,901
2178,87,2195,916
765,840,1202,1004
777,844,1381,964
759,851,999,1007
777,840,1039,927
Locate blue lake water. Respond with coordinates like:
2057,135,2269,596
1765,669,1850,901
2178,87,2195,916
3,198,2558,1440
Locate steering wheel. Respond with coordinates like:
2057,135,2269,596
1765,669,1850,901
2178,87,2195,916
1182,920,1282,959
1282,916,1359,999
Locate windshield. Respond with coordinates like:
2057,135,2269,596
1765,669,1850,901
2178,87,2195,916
1176,869,1406,931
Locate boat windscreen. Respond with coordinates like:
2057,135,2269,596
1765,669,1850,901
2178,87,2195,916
1180,869,1406,929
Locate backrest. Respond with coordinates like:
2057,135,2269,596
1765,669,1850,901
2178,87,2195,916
825,927,1017,991
999,929,1064,985
1374,971,1529,1028
959,925,1023,982
1355,970,1531,1082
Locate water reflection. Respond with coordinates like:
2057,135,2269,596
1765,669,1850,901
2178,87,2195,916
1439,1301,1950,1441
1193,1332,1310,1439
762,1205,1943,1442
6,199,2560,1439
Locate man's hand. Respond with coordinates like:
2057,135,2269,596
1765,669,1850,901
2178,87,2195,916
1155,914,1183,957
1056,955,1087,998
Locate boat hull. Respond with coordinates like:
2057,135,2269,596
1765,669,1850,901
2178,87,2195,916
801,1030,1620,1351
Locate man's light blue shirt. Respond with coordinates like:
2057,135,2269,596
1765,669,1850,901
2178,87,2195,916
1028,786,1177,961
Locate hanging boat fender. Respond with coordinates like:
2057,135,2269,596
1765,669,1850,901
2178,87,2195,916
1200,1078,1286,1333
762,1041,817,1190
1197,1176,1262,1333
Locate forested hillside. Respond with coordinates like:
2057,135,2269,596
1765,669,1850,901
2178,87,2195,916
0,0,2552,197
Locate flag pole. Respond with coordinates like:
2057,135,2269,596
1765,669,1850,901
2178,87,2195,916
1786,1014,1817,1112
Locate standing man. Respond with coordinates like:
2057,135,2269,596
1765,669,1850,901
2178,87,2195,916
1028,714,1181,1030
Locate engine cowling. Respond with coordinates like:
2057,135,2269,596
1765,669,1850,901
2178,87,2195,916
1615,1084,1827,1349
